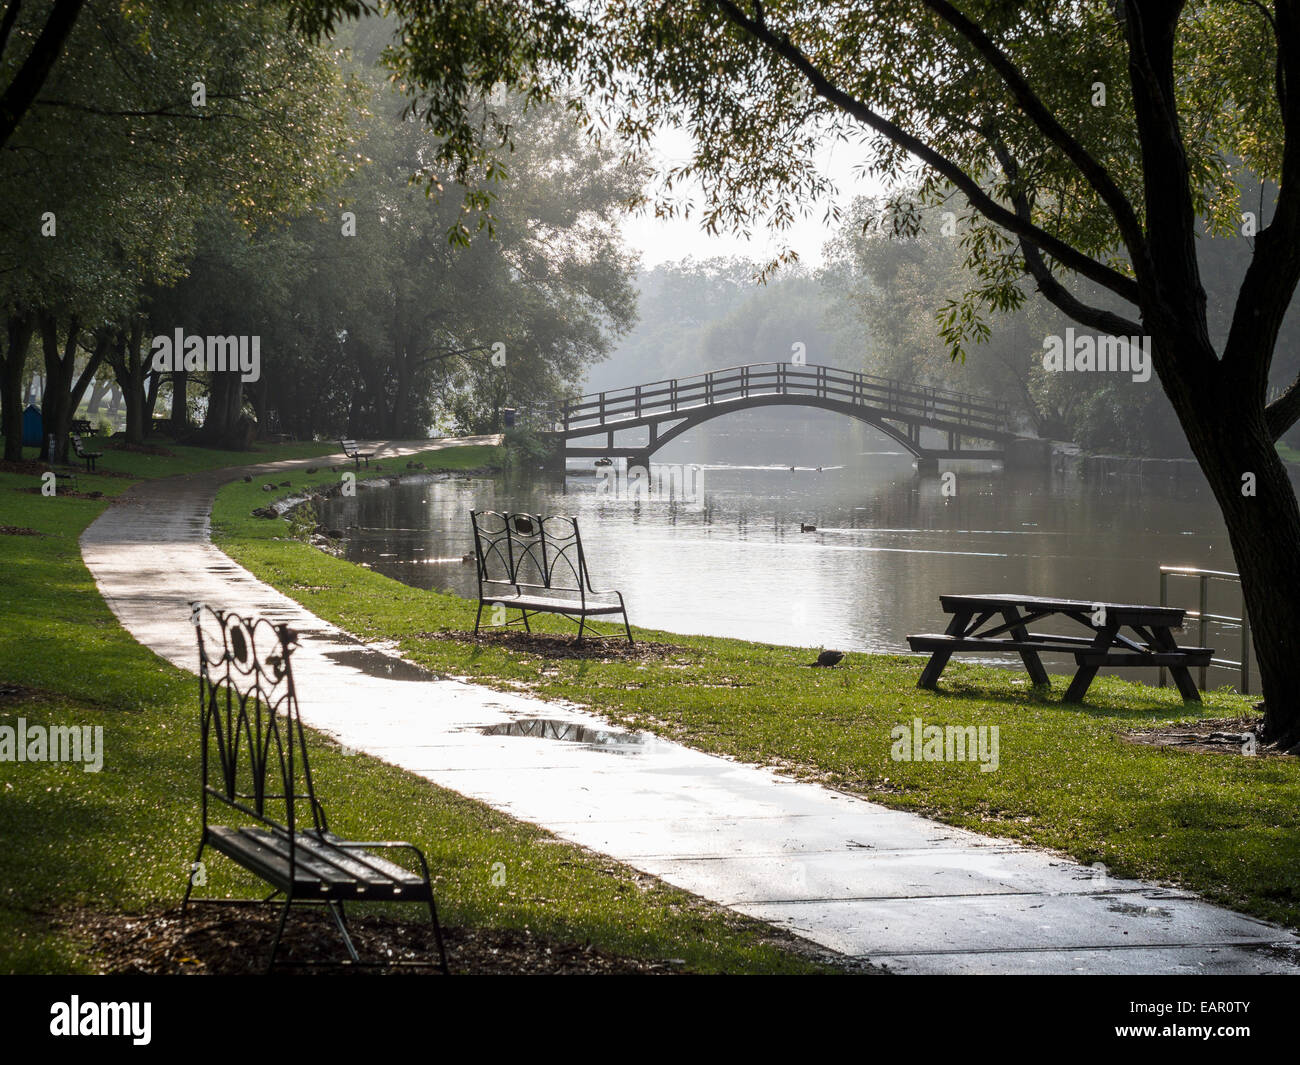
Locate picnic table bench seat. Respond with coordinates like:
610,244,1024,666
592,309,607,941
184,605,449,972
470,510,632,643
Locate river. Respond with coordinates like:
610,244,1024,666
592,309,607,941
321,409,1253,687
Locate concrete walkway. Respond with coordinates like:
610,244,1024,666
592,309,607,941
80,440,1300,974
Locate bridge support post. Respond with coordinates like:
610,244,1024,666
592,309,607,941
626,451,652,474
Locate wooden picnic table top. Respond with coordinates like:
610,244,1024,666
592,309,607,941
938,593,1186,622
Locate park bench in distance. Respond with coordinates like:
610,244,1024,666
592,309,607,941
470,509,633,643
339,438,373,468
183,603,450,973
70,418,96,435
69,433,103,471
908,592,1213,703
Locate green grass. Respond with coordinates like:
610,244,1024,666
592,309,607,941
211,469,1300,932
0,441,830,975
1277,441,1300,465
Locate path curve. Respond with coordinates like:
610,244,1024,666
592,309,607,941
80,439,1300,974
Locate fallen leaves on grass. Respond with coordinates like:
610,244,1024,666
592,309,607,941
413,629,686,662
1122,715,1289,757
55,906,685,975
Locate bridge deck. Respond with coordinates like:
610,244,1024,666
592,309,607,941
556,363,1011,444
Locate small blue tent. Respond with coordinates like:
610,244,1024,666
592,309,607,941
21,405,42,447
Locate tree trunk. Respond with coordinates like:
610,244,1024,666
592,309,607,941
197,370,248,449
170,369,188,432
143,369,161,430
106,322,148,444
1175,395,1300,750
86,376,109,417
1,314,34,461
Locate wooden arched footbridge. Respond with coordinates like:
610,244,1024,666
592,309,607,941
538,362,1018,469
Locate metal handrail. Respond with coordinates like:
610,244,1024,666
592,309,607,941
1158,565,1253,693
559,362,1012,436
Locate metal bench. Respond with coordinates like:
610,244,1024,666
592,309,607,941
69,433,103,471
908,593,1213,702
339,438,373,468
183,603,450,972
469,510,632,643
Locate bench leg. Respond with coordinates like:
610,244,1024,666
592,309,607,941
1064,665,1099,703
180,836,207,916
622,607,633,645
916,609,972,689
917,650,953,689
1150,626,1202,702
428,897,450,975
266,897,293,973
327,901,361,963
474,599,485,634
1168,665,1202,702
1066,620,1120,702
1002,608,1049,686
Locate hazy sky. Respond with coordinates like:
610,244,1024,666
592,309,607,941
617,128,884,269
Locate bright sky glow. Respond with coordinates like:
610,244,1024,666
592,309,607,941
617,127,886,269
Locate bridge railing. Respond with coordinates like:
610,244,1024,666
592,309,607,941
560,363,1011,436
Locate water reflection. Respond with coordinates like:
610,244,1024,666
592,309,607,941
479,718,645,752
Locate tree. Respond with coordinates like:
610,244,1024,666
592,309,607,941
0,0,360,456
300,1,1300,748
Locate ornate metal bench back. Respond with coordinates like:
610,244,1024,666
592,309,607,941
190,603,325,840
471,510,591,593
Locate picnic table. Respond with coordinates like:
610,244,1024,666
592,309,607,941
907,593,1214,703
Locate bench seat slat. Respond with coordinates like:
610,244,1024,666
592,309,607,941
483,591,624,615
1076,651,1213,666
208,825,429,900
908,634,1099,655
909,633,1213,660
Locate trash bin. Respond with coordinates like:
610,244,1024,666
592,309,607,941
21,405,42,447
503,407,517,429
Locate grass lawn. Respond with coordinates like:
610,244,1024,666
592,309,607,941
212,459,1300,932
0,440,832,975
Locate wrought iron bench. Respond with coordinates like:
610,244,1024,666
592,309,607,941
183,603,449,972
339,438,373,468
70,432,103,471
469,510,632,643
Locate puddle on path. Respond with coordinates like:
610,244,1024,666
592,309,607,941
479,717,646,753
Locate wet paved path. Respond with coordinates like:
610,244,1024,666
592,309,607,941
81,440,1300,974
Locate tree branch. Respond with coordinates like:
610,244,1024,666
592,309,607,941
1266,372,1300,438
707,0,1142,306
919,0,1146,262
0,0,85,149
0,1,23,64
1222,0,1300,380
991,140,1144,336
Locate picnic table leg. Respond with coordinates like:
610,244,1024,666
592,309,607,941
1002,608,1049,686
1150,626,1202,702
917,610,972,689
1065,620,1119,702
